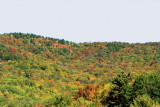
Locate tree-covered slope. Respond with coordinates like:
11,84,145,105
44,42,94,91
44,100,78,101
0,33,160,107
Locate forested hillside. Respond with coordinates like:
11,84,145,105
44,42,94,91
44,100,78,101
0,33,160,107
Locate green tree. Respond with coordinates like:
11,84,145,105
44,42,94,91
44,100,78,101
103,72,133,107
133,74,160,102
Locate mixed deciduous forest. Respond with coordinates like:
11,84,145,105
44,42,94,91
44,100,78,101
0,33,160,107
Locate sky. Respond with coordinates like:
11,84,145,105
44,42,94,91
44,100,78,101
0,0,160,43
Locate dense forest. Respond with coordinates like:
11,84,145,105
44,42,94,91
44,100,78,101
0,33,160,107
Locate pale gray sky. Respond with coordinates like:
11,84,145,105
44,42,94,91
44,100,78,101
0,0,160,43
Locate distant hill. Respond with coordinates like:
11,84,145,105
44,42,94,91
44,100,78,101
0,33,160,106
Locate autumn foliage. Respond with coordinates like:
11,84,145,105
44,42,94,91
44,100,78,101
0,33,160,106
74,84,97,101
10,48,16,52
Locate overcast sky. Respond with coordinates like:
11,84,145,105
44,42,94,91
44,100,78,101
0,0,160,43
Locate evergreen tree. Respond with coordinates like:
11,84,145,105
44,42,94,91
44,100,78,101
103,72,133,107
